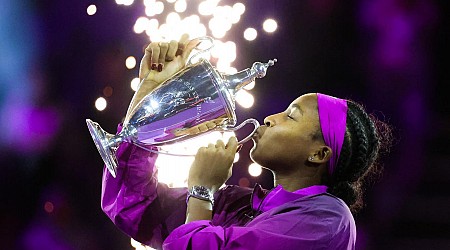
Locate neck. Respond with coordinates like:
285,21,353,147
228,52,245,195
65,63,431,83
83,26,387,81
272,165,327,192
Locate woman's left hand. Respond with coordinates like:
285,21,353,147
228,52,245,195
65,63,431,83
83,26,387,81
188,136,238,193
124,34,200,124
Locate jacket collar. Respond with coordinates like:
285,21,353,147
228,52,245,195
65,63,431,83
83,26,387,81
251,184,328,212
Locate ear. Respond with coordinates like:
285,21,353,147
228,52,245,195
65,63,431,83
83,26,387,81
307,146,332,164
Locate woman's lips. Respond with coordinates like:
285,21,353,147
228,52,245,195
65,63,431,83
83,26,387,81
252,127,264,142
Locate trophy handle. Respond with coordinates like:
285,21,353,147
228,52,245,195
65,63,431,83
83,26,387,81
218,118,261,145
187,36,215,66
132,118,260,157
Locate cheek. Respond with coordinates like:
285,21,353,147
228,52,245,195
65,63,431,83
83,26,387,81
250,132,303,165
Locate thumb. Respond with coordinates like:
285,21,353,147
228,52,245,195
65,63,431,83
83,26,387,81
139,44,152,80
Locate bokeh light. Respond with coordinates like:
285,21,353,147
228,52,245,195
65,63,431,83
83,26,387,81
126,56,137,69
234,152,240,163
103,86,113,97
248,163,262,177
116,0,134,6
130,77,140,91
243,81,255,90
95,97,107,111
44,201,54,213
262,18,278,33
235,89,254,108
244,27,257,41
87,5,97,16
174,0,187,13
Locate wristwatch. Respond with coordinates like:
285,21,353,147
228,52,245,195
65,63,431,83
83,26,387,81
187,185,214,205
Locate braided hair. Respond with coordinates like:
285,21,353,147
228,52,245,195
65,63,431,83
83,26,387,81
325,100,392,214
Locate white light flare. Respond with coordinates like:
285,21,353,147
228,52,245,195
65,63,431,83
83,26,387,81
134,17,150,34
234,152,240,163
123,0,135,6
243,81,255,90
198,1,217,16
131,238,156,250
116,0,135,6
155,1,165,14
130,77,140,91
244,28,257,41
248,163,262,177
233,2,246,15
263,18,278,33
125,56,137,69
95,97,107,111
166,12,181,24
156,131,236,187
144,0,161,16
144,19,160,38
235,89,254,108
87,5,97,15
174,0,187,13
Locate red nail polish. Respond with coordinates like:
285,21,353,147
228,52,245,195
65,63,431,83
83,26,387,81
151,63,157,70
158,63,163,72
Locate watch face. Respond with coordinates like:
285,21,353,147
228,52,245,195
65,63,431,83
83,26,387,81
191,186,211,198
189,186,214,204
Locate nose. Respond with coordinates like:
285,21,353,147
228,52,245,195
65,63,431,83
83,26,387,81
264,114,276,127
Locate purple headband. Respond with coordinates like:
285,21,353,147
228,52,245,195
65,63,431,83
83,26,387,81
316,93,348,175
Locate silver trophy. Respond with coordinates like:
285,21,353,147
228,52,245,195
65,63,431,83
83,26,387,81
86,44,276,177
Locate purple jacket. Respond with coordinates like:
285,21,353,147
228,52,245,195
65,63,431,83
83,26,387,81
101,141,356,250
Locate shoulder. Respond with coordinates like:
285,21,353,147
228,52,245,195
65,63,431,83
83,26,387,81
299,194,356,241
299,193,355,224
269,193,355,235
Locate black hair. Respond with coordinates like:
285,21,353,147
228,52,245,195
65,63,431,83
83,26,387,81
325,100,393,214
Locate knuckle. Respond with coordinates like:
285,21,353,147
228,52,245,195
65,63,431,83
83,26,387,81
160,43,169,50
149,42,158,48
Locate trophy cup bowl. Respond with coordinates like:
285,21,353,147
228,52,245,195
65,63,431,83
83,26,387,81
87,56,276,178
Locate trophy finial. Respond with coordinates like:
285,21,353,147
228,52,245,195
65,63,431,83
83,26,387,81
223,59,277,94
252,59,277,78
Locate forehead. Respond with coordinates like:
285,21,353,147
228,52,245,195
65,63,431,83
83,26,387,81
290,93,318,110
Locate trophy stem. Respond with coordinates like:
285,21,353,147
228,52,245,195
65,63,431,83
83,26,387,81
86,119,121,177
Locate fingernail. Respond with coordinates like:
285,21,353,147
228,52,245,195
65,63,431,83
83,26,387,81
158,63,163,72
151,63,157,70
236,144,243,153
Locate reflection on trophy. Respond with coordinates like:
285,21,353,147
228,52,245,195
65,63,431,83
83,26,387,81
86,53,276,177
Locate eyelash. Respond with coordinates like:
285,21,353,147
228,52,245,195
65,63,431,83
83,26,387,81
287,114,294,119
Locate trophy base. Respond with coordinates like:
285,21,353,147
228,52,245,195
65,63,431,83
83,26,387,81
86,119,118,178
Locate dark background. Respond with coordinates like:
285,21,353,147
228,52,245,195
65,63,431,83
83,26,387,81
0,0,449,249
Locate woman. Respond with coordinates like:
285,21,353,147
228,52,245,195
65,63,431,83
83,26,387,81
101,36,392,249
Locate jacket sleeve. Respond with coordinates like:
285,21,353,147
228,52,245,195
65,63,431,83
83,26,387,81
101,126,187,248
163,198,355,250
